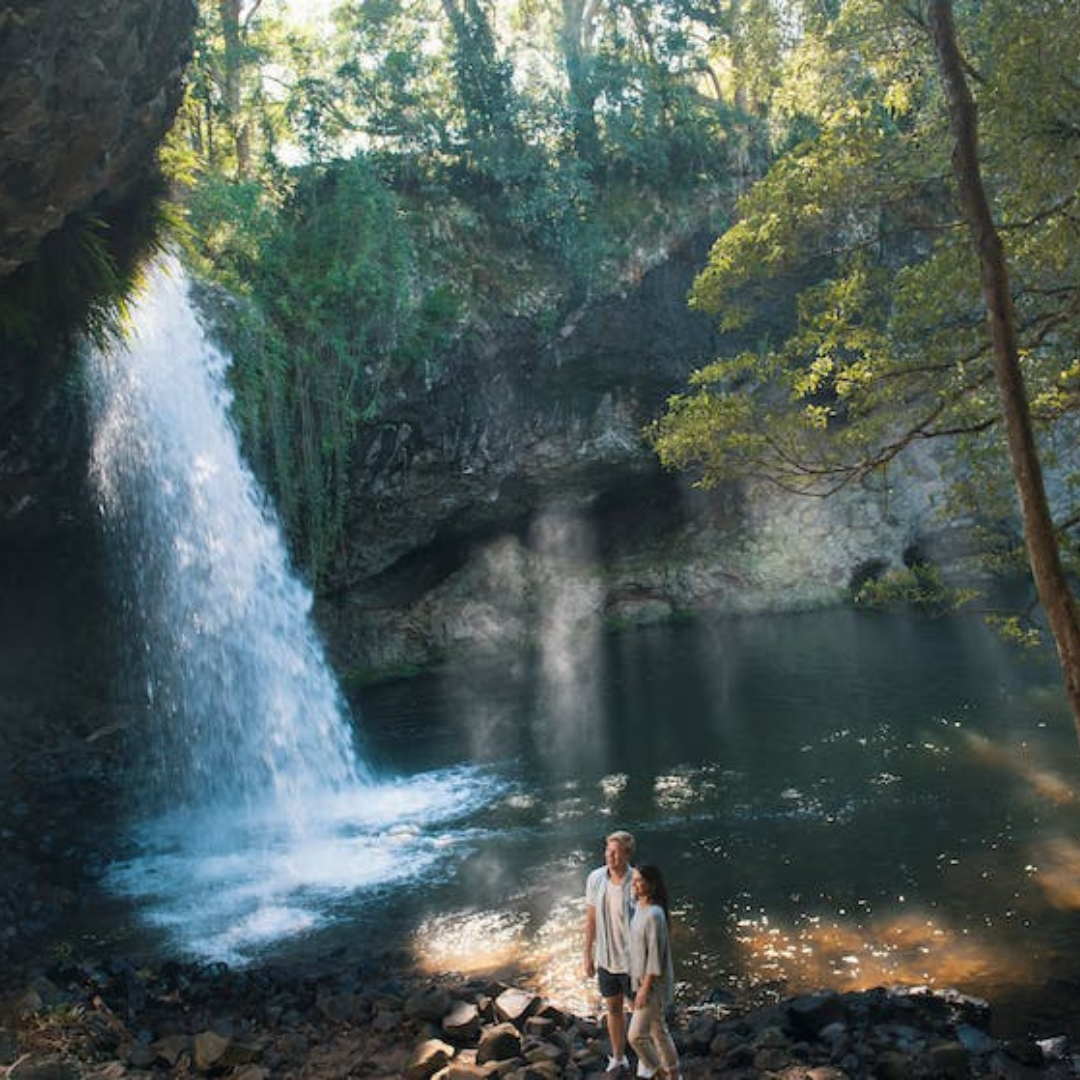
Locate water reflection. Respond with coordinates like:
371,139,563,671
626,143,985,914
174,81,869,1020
351,608,1080,1036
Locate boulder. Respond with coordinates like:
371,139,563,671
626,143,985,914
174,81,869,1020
523,1042,565,1066
494,989,540,1027
874,1049,915,1080
8,1056,81,1080
510,1063,560,1080
124,1044,155,1068
406,986,454,1022
477,1022,522,1065
193,1030,231,1072
405,1037,455,1080
446,1063,505,1079
787,992,847,1038
444,1000,483,1042
923,1040,971,1077
523,1016,555,1039
151,1033,190,1065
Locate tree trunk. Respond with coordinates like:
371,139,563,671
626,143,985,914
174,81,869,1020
928,0,1080,747
560,0,602,167
218,0,251,178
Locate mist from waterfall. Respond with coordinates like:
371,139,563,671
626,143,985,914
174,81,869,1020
86,258,498,961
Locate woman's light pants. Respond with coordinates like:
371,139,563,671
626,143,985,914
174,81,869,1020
629,988,678,1073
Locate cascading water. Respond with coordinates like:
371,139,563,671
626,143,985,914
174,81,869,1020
87,258,497,961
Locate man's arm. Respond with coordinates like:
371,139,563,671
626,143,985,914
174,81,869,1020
583,903,597,977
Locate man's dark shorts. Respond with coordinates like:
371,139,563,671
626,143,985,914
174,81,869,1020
597,967,632,999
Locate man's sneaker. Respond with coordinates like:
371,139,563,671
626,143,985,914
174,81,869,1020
605,1055,629,1077
636,1064,658,1079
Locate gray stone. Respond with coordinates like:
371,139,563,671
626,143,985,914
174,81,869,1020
924,1040,970,1077
444,1000,483,1041
82,1065,125,1080
317,992,371,1024
124,1044,154,1069
446,1064,504,1079
151,1033,190,1065
524,1016,556,1039
232,1069,270,1080
753,1046,791,1071
0,0,195,276
494,988,540,1027
477,1022,523,1065
407,986,454,1022
1038,1035,1070,1060
1003,1037,1045,1067
512,1063,560,1080
405,1038,455,1080
988,1050,1052,1080
373,1008,404,1033
193,1030,231,1072
955,1023,997,1055
524,1042,565,1066
787,992,847,1038
8,1056,82,1080
874,1050,914,1080
752,1025,788,1050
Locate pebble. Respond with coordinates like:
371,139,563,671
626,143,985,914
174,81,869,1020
2,956,1079,1079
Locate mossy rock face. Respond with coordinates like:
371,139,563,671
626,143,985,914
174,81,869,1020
0,0,195,538
0,0,195,277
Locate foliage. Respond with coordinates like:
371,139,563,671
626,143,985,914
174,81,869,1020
1,178,178,360
185,157,448,585
165,0,814,586
853,562,978,613
650,0,1080,575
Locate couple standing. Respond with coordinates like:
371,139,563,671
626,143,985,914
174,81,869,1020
583,830,681,1080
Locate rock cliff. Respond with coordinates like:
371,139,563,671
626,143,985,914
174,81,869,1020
0,1,195,967
0,0,195,275
320,234,968,683
0,0,195,536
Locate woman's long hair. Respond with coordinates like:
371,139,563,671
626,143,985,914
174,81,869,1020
636,863,670,918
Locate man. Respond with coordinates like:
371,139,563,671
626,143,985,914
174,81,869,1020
584,830,636,1077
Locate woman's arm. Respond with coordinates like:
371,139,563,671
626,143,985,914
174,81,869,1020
634,971,656,1010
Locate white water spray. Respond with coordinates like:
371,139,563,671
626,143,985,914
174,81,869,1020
87,259,496,961
88,258,366,829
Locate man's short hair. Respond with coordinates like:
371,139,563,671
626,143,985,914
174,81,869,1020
606,830,636,856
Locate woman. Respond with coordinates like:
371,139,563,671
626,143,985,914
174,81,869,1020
628,864,681,1080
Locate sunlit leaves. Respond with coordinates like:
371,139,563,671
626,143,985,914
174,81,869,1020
854,563,979,613
656,0,1080,532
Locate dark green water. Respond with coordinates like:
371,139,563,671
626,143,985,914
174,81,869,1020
343,606,1080,1038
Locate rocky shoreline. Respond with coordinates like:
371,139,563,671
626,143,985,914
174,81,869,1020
3,954,1080,1080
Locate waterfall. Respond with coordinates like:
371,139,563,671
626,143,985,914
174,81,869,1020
87,258,495,961
88,257,367,832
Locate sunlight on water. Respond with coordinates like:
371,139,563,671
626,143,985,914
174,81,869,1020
413,909,531,975
1027,835,1080,910
730,904,1039,994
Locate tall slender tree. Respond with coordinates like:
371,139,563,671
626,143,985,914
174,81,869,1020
927,0,1080,740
